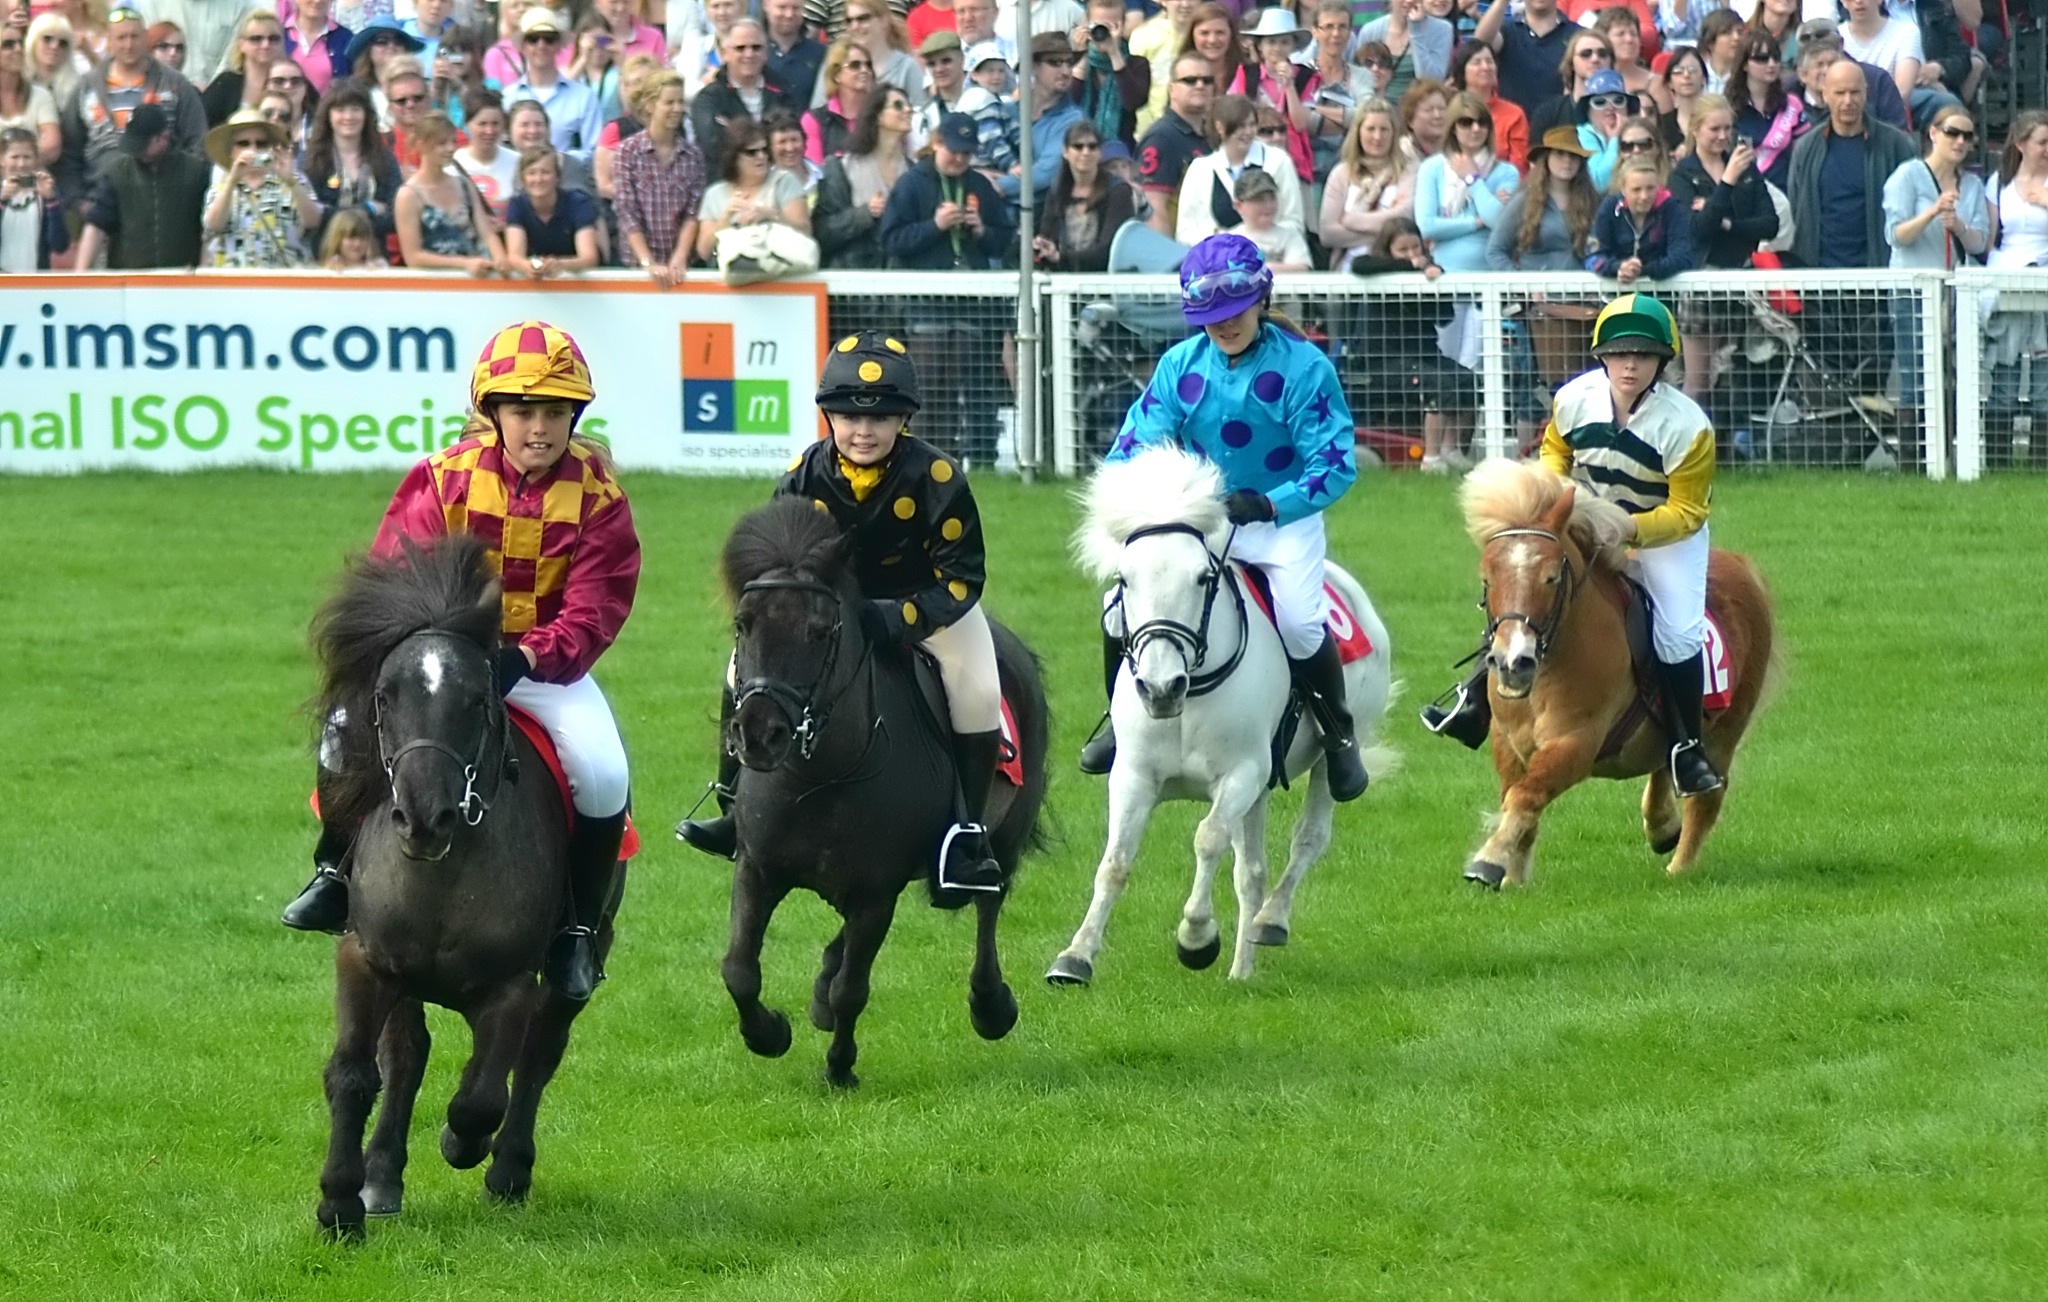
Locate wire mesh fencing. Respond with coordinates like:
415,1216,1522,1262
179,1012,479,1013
1955,268,2048,480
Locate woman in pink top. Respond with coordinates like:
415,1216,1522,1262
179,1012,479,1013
485,0,535,88
580,0,667,65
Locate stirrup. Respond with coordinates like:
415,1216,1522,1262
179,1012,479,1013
1077,713,1116,776
542,925,602,1001
1668,738,1725,796
936,822,1003,893
1420,680,1490,750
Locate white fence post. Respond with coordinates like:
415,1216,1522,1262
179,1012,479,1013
1921,270,1948,480
1954,271,1985,483
1050,282,1079,477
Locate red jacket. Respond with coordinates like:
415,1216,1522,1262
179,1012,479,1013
373,433,639,682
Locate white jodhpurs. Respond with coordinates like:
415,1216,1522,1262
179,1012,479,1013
924,603,1002,733
507,673,631,817
1229,513,1330,660
1637,524,1709,663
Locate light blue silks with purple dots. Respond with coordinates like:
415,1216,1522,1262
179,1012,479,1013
1104,320,1358,526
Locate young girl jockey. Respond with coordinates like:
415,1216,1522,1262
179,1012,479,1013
1422,292,1724,797
1080,232,1371,801
678,332,1007,894
283,320,641,1003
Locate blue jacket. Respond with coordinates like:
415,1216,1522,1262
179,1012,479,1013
995,101,1084,203
1107,322,1357,526
1586,192,1694,280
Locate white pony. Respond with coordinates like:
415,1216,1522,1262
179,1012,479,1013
1048,446,1395,985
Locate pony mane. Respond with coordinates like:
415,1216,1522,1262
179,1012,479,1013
1459,457,1634,569
310,534,502,826
721,497,850,602
1073,445,1229,581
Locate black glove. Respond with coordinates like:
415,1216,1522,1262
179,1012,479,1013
1223,489,1278,525
496,645,530,695
858,600,898,647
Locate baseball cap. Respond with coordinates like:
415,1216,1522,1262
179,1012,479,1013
520,8,565,36
122,102,170,150
1100,139,1132,163
917,29,963,57
935,111,978,153
1232,167,1278,201
963,40,1007,70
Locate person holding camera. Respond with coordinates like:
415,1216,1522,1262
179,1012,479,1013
1070,0,1148,148
0,126,68,270
200,107,321,267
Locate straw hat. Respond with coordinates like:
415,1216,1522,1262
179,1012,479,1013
204,108,291,170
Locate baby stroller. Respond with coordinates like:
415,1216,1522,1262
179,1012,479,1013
1071,220,1192,460
1739,286,1905,470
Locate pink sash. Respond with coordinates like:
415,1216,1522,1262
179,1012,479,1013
1755,96,1802,175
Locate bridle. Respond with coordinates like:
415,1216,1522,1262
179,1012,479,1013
733,575,864,762
373,630,513,828
1475,526,1581,668
1107,521,1247,698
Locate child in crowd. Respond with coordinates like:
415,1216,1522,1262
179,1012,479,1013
320,207,382,269
1586,156,1693,282
1231,166,1312,270
0,128,69,272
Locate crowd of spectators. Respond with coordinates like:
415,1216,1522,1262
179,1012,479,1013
0,0,2044,459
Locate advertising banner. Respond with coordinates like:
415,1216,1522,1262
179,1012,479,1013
0,274,829,475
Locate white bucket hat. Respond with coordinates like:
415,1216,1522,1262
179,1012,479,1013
1241,8,1312,49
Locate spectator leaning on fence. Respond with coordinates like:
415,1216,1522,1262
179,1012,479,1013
0,125,69,269
200,106,320,266
692,117,810,263
504,144,602,275
1228,164,1311,269
1137,49,1208,235
1587,155,1693,281
395,110,511,273
613,69,706,286
814,80,911,267
74,103,209,268
1320,95,1417,270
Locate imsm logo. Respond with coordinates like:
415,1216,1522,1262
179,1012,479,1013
681,323,791,435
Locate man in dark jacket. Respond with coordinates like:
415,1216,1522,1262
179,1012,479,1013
72,105,210,270
879,111,1015,465
691,20,796,178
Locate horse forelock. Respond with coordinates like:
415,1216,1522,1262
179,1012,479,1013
721,498,852,604
1460,458,1633,570
312,536,500,710
1073,446,1229,581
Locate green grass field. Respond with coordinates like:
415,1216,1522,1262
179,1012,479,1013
4,467,2046,1301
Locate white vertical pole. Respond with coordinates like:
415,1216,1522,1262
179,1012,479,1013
1050,280,1078,475
1921,272,1947,480
1478,281,1509,460
1013,1,1039,480
1954,273,1984,482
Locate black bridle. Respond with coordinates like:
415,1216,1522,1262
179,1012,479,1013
733,576,864,762
1107,522,1247,698
373,630,512,828
1475,526,1580,668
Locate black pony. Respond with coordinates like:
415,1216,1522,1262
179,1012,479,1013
714,498,1050,1087
308,535,622,1237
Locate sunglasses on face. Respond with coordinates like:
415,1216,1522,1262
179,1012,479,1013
1575,48,1608,59
271,74,307,88
1937,124,1975,140
1039,54,1076,67
261,108,291,120
729,41,765,51
847,12,876,21
740,144,770,155
1747,49,1779,63
524,32,560,43
1173,73,1210,85
1361,57,1391,70
843,58,872,70
1256,125,1285,137
0,39,19,51
1619,136,1654,151
245,31,282,43
1586,93,1627,110
1452,116,1482,128
233,136,271,149
390,92,425,105
1069,138,1101,150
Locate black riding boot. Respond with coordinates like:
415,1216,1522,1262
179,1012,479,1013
542,809,626,1002
1420,667,1492,749
1655,652,1725,797
1290,632,1371,802
676,689,740,860
939,729,1005,894
1077,630,1123,776
281,819,353,933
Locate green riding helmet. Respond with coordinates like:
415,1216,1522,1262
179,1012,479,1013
816,331,924,416
1590,293,1682,361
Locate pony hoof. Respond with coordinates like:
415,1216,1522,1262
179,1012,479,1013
1249,922,1289,947
808,998,835,1033
1649,830,1681,855
1463,860,1507,890
316,1201,366,1242
1176,934,1222,970
483,1165,532,1205
1044,954,1094,987
826,1066,860,1090
970,984,1019,1040
440,1125,491,1170
743,1010,792,1058
360,1183,402,1218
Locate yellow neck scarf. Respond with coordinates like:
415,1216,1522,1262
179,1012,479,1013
837,454,885,503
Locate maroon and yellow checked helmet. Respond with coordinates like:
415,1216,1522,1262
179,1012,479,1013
470,320,597,410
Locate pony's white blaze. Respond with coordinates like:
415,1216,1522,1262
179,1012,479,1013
1053,445,1397,986
420,649,445,697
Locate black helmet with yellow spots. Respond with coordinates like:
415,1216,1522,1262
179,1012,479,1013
817,331,922,416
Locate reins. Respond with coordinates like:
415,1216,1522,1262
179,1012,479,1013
732,575,886,783
373,629,515,828
1473,526,1582,668
1110,521,1248,698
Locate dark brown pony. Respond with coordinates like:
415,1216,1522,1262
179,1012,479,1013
714,499,1050,1088
1458,459,1777,885
307,536,620,1237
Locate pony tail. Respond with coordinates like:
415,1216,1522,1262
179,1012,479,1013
1263,307,1307,339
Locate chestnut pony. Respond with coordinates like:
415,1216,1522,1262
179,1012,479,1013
1457,459,1776,885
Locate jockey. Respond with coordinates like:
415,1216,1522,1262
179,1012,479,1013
677,331,1006,894
1422,292,1724,797
282,320,642,1002
1080,232,1370,802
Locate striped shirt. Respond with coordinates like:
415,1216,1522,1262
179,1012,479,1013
1540,369,1714,548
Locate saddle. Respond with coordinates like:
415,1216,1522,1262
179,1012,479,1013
1235,565,1376,790
1595,573,1734,761
904,647,1026,788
